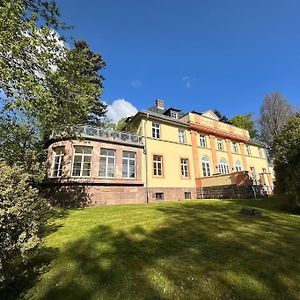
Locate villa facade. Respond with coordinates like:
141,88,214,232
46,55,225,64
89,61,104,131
45,100,273,206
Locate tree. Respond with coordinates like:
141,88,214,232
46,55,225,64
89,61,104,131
0,0,107,288
0,1,107,142
258,92,293,146
272,114,300,212
40,39,107,140
213,109,230,123
115,117,127,131
0,115,45,183
230,113,257,138
0,161,48,285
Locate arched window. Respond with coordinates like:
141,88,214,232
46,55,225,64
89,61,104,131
235,160,242,172
218,158,229,174
202,156,211,177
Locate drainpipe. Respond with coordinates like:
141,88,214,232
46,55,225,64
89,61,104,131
144,113,150,203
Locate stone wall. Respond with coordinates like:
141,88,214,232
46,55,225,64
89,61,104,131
147,187,197,202
197,184,268,199
43,183,146,207
43,183,198,207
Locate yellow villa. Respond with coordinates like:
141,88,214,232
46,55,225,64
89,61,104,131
45,99,273,206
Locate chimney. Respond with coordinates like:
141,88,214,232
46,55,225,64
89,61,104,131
155,99,164,110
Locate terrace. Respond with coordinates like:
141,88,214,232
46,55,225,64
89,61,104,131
79,125,144,146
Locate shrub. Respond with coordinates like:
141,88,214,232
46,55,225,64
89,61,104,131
0,161,48,285
272,114,300,212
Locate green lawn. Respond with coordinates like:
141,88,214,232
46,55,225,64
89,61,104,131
24,199,300,299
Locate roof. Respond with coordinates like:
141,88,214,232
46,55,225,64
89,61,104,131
124,111,188,129
248,139,267,147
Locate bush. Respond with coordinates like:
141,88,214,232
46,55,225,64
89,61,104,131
0,161,48,285
272,114,300,212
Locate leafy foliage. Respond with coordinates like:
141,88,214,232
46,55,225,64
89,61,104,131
115,117,127,131
272,114,300,211
0,1,106,142
258,92,293,146
0,115,45,183
0,0,107,288
213,109,230,123
0,161,48,285
230,113,257,138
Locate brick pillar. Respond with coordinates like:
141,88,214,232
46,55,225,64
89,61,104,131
239,142,248,171
266,173,274,187
191,131,201,187
46,145,53,178
226,139,234,172
91,142,100,178
64,141,73,177
209,135,218,174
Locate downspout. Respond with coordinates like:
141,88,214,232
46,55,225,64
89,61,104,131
144,113,150,203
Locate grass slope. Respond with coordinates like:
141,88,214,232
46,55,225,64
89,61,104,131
26,199,300,299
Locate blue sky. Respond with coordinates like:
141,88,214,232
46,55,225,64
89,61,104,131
57,0,300,121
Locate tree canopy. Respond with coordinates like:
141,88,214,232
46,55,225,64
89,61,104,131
230,113,257,138
272,113,300,212
258,92,293,146
213,109,230,123
0,0,107,143
0,0,107,288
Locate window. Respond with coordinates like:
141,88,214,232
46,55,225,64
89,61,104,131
262,168,267,173
233,142,239,153
52,147,64,177
155,193,164,200
235,160,242,172
258,147,263,158
178,129,185,144
246,144,251,156
72,146,92,177
99,148,115,178
202,156,211,177
152,123,160,139
171,111,178,119
250,167,256,182
181,159,189,178
153,155,163,176
217,139,223,151
218,158,230,174
184,192,191,199
199,134,207,148
122,151,136,178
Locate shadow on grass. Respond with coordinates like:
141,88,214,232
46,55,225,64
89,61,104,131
27,201,300,299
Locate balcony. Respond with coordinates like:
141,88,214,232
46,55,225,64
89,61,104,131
80,126,143,146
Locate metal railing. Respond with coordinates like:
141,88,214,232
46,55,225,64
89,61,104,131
80,125,143,145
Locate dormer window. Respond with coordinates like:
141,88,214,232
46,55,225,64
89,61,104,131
171,111,178,119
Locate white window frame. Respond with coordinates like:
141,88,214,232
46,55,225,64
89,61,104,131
72,146,92,177
233,142,239,154
122,151,136,179
218,158,230,174
202,156,211,177
246,144,251,156
258,147,263,158
153,155,163,176
217,139,223,151
199,134,207,148
171,111,178,119
99,148,115,178
178,129,185,144
52,147,64,177
235,160,242,172
152,123,161,139
181,158,189,178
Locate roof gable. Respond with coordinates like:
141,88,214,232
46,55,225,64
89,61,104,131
201,110,220,121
